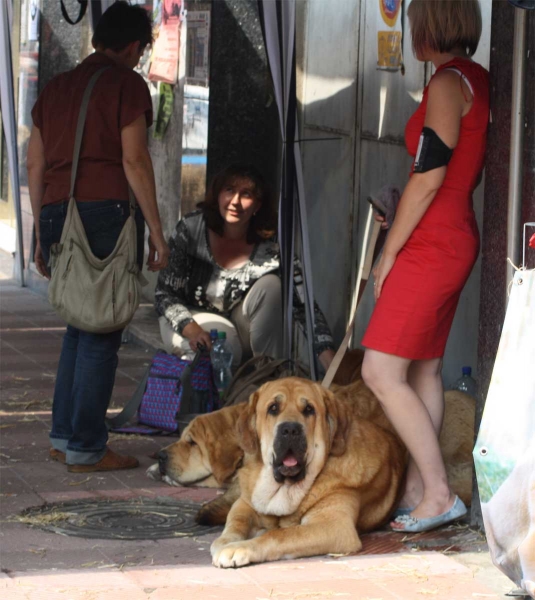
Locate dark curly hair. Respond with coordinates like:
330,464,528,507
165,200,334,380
198,165,277,244
92,1,153,53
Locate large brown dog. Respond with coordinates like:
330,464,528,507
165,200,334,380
210,377,405,568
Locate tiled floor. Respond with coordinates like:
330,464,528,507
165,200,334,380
0,252,522,599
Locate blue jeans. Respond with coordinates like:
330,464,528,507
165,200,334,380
39,200,145,464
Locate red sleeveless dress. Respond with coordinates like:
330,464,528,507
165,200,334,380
362,58,490,359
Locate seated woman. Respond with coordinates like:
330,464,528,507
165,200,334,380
155,164,335,370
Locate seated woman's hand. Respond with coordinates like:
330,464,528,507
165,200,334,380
318,348,336,371
182,321,212,352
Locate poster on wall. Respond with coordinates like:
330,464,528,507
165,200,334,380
377,31,402,70
379,0,402,27
28,0,40,42
186,11,210,87
154,82,174,140
377,0,403,71
148,0,183,84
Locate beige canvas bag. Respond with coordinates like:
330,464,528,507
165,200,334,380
48,67,147,334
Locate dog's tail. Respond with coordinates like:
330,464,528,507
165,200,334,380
195,477,241,526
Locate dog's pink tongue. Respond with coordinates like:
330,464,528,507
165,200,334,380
283,454,298,467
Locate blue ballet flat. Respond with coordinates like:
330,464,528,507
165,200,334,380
392,506,414,519
390,496,467,533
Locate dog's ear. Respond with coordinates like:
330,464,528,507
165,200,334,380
320,386,350,457
200,414,244,486
236,391,260,455
209,442,244,486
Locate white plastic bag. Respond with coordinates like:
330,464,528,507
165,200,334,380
474,269,535,598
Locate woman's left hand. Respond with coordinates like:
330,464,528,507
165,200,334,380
34,241,50,279
373,252,396,301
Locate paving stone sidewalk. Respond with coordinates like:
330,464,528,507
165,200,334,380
0,252,520,599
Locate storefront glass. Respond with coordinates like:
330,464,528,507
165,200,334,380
181,1,211,215
17,0,40,265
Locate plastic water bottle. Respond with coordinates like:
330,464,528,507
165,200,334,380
209,329,218,345
451,366,477,396
210,331,233,399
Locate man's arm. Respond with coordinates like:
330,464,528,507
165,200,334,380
26,126,49,278
121,114,169,271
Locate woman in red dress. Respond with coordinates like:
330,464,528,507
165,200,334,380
361,0,489,532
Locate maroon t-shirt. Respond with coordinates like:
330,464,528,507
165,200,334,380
31,52,153,206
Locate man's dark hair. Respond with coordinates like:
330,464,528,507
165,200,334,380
198,164,277,244
92,1,153,52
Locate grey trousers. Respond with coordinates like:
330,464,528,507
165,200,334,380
159,274,283,365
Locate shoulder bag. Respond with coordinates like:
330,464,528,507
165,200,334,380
47,67,146,334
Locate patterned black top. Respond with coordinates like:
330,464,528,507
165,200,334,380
154,211,334,355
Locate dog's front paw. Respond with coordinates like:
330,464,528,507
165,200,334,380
210,535,232,559
212,541,254,569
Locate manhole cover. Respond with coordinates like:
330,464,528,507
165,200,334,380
19,498,222,540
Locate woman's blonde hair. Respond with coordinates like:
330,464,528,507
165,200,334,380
407,0,482,58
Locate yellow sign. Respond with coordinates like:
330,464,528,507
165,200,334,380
377,31,402,70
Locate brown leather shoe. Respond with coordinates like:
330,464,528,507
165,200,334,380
49,448,66,464
67,449,139,473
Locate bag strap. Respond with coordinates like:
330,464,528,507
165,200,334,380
176,348,206,416
70,67,108,199
60,0,88,25
70,66,136,217
105,363,151,430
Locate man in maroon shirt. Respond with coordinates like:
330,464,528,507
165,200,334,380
26,2,169,472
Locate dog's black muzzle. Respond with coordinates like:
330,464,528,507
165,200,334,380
272,421,307,483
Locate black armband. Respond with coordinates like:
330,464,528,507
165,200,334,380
413,127,453,173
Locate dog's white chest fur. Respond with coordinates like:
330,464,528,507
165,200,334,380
251,467,313,516
251,427,327,517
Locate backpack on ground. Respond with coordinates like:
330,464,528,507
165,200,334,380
106,349,218,434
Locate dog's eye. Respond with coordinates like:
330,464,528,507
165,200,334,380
188,439,197,446
268,403,279,415
303,404,315,416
